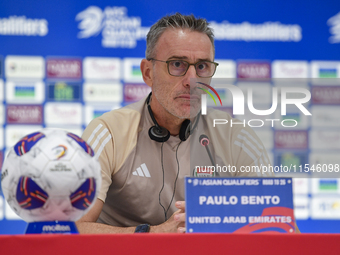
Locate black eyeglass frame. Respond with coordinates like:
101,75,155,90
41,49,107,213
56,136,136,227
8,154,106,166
148,58,219,78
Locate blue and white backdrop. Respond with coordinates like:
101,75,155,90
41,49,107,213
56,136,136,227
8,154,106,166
0,0,340,234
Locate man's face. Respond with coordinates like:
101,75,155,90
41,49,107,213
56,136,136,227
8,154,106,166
151,28,214,119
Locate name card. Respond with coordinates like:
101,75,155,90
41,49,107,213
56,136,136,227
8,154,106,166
185,177,295,233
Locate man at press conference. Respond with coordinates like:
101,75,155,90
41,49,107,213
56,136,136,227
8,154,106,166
76,13,273,234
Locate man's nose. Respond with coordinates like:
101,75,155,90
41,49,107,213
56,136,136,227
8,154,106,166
182,65,197,87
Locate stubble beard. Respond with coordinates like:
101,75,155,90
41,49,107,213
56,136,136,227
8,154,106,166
152,77,201,119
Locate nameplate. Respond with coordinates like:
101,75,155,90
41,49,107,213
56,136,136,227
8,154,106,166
185,177,295,233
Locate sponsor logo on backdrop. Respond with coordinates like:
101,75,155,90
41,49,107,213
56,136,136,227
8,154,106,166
211,21,302,42
0,128,3,149
311,106,340,127
84,83,122,103
272,61,309,78
213,60,236,79
328,12,340,44
252,130,273,150
0,105,3,125
84,105,119,125
47,82,81,101
237,83,272,104
5,56,45,79
124,84,151,102
275,152,308,170
310,153,340,165
83,57,121,80
274,131,308,149
311,179,340,194
47,59,82,79
0,79,3,101
6,105,43,124
76,6,149,48
0,197,3,220
293,196,309,220
311,61,340,79
0,57,3,78
293,179,309,195
44,103,82,125
319,179,338,191
310,130,340,150
311,197,340,219
0,16,48,36
5,125,43,148
6,81,44,103
237,62,271,79
123,58,144,82
273,108,309,130
312,86,340,104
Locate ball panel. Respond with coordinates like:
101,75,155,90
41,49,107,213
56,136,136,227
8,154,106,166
14,132,45,156
70,178,96,210
16,176,49,209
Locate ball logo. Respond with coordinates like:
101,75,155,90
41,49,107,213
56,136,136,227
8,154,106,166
198,82,223,115
52,145,67,160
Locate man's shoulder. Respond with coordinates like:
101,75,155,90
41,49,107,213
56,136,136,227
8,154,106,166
100,98,146,123
84,97,147,138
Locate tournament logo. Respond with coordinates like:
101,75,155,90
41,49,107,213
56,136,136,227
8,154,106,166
52,145,67,160
327,12,340,44
76,6,149,48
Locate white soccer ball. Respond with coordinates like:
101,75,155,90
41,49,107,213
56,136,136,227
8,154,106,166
1,129,101,222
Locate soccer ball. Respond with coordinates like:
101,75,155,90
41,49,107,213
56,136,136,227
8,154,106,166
1,129,101,222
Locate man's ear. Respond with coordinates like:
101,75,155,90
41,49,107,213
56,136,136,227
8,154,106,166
140,59,153,88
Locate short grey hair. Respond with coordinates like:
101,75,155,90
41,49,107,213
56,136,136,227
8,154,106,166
145,13,215,59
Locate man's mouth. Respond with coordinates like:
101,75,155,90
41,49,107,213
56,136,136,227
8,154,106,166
176,94,200,100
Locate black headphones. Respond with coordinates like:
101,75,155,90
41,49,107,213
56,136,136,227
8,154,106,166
146,93,200,143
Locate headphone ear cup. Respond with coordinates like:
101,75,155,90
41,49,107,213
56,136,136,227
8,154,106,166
179,119,191,141
149,126,170,143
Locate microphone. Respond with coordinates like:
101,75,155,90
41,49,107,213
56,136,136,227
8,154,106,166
199,134,219,177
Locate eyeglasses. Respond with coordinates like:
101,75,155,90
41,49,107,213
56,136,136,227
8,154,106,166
148,58,219,78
